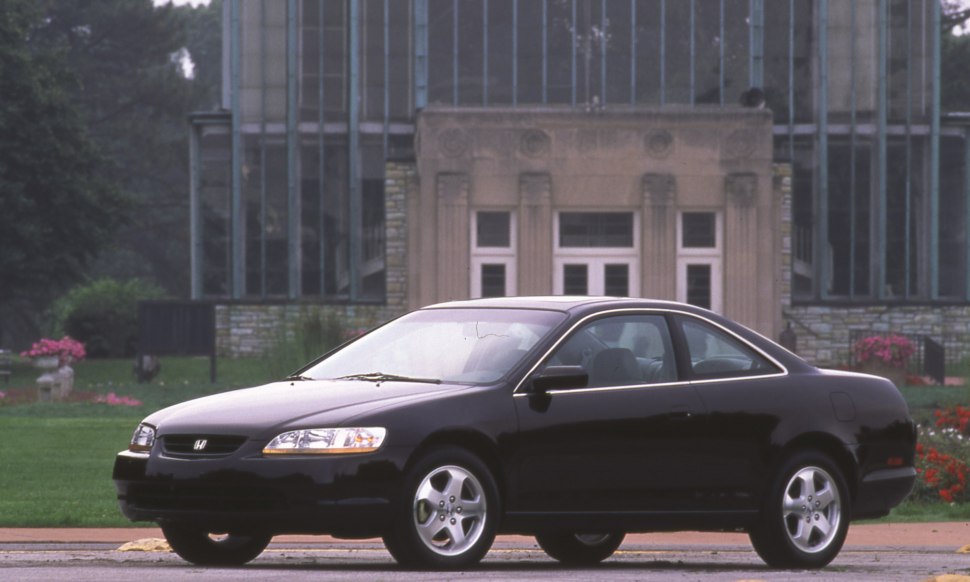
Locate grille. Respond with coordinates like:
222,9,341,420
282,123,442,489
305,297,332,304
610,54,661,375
162,435,248,458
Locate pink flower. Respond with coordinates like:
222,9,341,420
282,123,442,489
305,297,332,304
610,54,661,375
94,392,142,407
20,336,86,362
852,334,914,368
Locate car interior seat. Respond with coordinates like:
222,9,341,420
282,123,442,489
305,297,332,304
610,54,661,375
588,347,641,387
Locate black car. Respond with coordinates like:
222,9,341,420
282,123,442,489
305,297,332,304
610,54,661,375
113,297,916,569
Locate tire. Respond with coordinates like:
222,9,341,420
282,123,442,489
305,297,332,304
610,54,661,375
160,523,271,566
383,446,499,569
535,531,625,565
748,451,850,569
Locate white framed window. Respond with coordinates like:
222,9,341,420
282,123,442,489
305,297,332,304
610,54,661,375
553,212,640,297
676,211,722,312
471,211,517,298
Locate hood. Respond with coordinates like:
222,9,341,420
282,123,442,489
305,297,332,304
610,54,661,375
144,379,463,437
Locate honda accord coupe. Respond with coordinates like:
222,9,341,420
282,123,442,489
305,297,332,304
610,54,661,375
113,296,916,569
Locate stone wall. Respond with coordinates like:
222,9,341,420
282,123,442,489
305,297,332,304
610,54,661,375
785,305,970,367
214,160,414,357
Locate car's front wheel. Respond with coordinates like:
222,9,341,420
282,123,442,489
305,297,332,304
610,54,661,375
535,531,625,565
748,451,850,569
160,523,271,566
383,446,499,569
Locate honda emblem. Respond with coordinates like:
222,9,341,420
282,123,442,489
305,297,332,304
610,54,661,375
193,439,208,451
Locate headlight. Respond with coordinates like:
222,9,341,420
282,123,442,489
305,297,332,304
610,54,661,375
129,423,156,453
263,427,387,455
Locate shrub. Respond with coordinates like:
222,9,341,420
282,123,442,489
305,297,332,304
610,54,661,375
263,311,347,379
47,278,167,358
912,410,970,504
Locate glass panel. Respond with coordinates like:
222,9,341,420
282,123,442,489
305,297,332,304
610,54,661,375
827,143,872,297
546,314,676,385
559,213,634,247
199,128,231,297
476,212,511,247
244,142,289,297
886,142,923,298
682,212,716,248
306,308,567,384
686,264,711,309
680,318,777,379
427,0,455,105
563,264,589,295
604,264,629,296
481,264,506,297
940,137,967,298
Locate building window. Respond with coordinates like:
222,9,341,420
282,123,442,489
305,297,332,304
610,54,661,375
471,210,516,297
677,211,722,312
554,212,639,297
559,212,635,247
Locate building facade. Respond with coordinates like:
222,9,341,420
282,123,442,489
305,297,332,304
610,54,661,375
192,0,970,366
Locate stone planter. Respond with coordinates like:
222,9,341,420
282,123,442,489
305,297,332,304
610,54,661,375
31,356,60,371
32,356,74,401
859,362,908,387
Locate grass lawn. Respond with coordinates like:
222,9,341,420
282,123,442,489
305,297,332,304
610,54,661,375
0,355,966,527
0,355,276,527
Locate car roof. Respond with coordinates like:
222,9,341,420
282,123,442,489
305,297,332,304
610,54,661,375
426,296,708,315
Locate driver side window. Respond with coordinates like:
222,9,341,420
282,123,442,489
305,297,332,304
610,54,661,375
548,314,676,388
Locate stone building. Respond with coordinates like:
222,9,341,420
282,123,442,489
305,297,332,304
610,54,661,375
194,1,970,368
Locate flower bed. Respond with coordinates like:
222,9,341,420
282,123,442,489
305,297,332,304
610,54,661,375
913,405,970,504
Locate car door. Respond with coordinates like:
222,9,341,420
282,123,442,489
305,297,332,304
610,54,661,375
673,313,789,510
510,312,709,513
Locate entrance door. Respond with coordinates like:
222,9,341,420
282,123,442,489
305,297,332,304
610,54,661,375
553,212,640,297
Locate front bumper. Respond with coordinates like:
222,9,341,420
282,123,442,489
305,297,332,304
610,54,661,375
112,444,409,537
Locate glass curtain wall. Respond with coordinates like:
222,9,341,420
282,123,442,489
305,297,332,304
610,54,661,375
209,0,411,301
194,0,966,303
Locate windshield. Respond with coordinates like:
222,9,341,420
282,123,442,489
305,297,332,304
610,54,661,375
302,308,566,384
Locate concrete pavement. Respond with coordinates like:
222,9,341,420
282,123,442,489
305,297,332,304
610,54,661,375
0,522,967,550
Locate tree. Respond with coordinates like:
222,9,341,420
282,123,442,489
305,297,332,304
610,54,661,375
24,0,222,297
942,1,970,112
0,0,128,342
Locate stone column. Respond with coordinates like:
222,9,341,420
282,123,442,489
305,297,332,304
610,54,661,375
518,173,553,295
435,173,471,302
641,173,677,299
724,172,760,329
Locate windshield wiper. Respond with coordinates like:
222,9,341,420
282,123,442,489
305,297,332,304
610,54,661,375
337,372,442,385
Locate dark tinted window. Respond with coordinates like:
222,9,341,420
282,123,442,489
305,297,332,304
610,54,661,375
679,317,778,379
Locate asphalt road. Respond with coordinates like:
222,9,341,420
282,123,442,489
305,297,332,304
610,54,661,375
1,534,969,582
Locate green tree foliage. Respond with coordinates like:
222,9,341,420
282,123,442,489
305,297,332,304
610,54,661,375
22,0,220,296
11,1,219,298
0,0,127,330
942,33,970,112
48,278,167,358
0,0,221,347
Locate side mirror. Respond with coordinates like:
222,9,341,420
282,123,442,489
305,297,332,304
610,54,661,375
531,365,588,393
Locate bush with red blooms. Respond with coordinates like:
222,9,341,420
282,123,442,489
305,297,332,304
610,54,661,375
913,406,970,503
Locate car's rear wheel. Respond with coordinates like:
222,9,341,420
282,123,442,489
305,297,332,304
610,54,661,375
383,446,499,569
160,523,271,566
748,451,850,569
535,531,625,565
